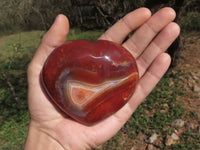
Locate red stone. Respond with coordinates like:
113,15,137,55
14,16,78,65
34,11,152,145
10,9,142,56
41,40,138,125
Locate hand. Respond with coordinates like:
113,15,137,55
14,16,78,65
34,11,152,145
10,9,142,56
25,7,180,150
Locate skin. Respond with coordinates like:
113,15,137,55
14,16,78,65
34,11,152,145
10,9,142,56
25,7,180,150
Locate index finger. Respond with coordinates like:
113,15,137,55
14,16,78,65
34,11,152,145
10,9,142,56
99,8,151,43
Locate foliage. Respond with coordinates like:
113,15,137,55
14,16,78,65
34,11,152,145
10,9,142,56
0,45,29,119
0,0,199,33
181,12,200,31
0,112,29,150
67,29,103,41
0,31,43,122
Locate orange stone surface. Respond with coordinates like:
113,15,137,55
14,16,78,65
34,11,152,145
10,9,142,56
41,40,139,125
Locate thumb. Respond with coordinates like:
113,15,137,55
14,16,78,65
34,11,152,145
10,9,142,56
30,14,70,69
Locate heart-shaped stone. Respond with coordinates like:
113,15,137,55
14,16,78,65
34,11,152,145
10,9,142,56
41,40,138,125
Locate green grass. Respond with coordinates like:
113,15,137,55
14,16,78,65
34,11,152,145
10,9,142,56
0,30,199,150
0,112,29,150
0,31,43,60
67,29,103,41
181,11,200,31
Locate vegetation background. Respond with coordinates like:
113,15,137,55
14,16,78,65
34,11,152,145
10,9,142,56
0,0,199,149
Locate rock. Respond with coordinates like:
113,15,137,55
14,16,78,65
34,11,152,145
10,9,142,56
193,85,200,92
172,119,185,128
145,133,158,144
146,144,157,150
165,135,174,146
174,129,178,133
186,122,195,130
171,133,179,141
165,133,179,146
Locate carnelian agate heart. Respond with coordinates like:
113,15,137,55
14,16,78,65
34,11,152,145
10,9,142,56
41,40,138,125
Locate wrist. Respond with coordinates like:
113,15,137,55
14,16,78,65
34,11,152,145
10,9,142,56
24,121,67,150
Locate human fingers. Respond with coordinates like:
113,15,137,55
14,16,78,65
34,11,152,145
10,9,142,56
127,53,171,111
137,22,180,77
123,7,176,58
99,8,151,43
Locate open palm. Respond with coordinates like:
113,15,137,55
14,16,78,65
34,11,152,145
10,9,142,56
25,7,180,150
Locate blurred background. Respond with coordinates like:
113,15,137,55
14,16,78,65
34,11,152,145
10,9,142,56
0,0,199,149
0,0,199,32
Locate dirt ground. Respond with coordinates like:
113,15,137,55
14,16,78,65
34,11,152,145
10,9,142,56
178,32,200,119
